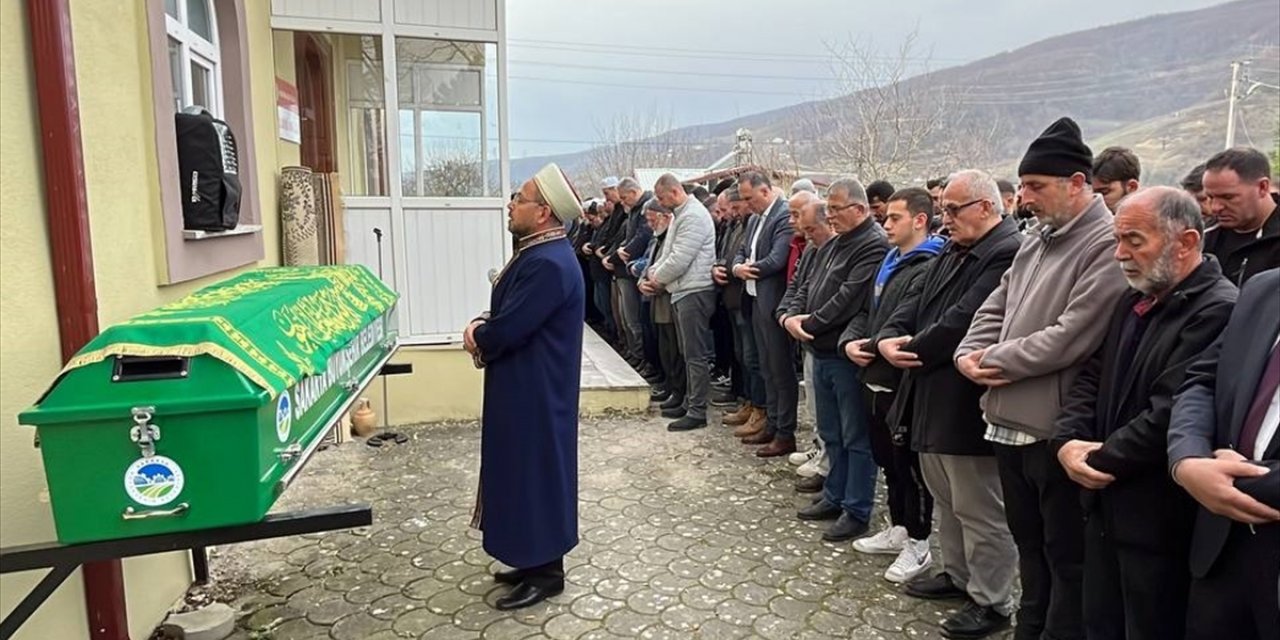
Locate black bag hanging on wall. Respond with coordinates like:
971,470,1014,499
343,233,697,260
175,109,241,231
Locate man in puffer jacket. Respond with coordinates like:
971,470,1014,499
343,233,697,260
640,174,717,432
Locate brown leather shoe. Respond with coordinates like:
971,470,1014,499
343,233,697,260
741,431,773,445
732,419,763,438
756,438,797,458
733,409,766,437
723,402,753,426
742,407,767,433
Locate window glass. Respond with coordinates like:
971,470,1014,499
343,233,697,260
395,37,499,197
185,0,213,42
337,35,388,196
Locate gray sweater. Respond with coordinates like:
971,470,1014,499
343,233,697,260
652,197,716,303
956,195,1128,440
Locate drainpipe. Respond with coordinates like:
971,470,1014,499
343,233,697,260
26,1,129,639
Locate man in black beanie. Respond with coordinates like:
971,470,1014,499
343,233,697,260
957,117,1128,640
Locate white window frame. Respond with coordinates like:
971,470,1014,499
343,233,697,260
166,0,224,116
396,44,493,199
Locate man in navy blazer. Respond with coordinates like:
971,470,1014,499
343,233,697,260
732,171,799,457
1168,267,1280,640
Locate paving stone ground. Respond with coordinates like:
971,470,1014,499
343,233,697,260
207,413,1017,640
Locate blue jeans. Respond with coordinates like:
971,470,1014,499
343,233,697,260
734,307,766,406
813,354,877,522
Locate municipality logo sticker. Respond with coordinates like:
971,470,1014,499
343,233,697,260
124,456,185,507
276,391,292,442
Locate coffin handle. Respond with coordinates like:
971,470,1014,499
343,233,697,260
122,502,190,520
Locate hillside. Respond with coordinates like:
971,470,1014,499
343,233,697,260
514,0,1279,187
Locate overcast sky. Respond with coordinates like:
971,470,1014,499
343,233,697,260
503,0,1228,159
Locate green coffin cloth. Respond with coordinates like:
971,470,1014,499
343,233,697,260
63,265,397,397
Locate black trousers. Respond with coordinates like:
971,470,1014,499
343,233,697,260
1186,522,1280,640
993,441,1085,640
1083,512,1190,640
656,321,686,400
749,294,798,440
640,300,661,375
711,304,735,377
864,387,932,541
516,557,565,588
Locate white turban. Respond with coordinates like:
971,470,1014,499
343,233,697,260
533,163,583,223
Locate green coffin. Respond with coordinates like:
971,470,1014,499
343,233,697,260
19,266,399,544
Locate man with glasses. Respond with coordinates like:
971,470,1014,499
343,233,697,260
464,164,585,611
783,183,888,542
877,170,1023,638
957,118,1128,640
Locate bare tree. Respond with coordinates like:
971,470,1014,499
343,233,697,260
583,106,704,186
800,30,989,183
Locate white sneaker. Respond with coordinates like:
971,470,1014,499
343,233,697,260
788,448,818,466
852,525,908,555
796,451,827,478
883,539,933,584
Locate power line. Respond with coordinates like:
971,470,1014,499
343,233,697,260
508,37,973,64
508,59,838,82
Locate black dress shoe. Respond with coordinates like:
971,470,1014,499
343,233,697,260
667,416,707,432
904,572,967,600
797,499,841,521
940,601,1010,639
822,513,869,542
493,568,524,585
794,475,824,494
660,395,685,410
660,407,687,419
650,388,671,403
494,580,564,610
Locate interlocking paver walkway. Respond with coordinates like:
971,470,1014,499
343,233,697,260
210,414,1016,639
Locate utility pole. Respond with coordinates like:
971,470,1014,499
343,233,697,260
1225,60,1242,149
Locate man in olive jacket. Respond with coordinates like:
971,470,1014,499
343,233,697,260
957,118,1128,640
1051,187,1238,640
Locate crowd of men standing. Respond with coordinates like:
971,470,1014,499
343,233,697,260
563,117,1280,640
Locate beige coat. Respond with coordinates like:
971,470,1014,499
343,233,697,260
957,195,1128,440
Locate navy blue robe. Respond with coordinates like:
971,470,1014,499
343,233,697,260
472,236,584,568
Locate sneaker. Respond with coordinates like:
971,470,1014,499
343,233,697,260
883,539,932,584
852,525,908,555
796,453,827,479
788,447,820,466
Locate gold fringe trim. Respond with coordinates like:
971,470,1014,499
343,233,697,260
62,341,280,396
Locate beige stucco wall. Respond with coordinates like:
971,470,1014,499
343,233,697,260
0,1,283,638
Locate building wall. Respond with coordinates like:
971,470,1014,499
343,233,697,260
0,2,283,638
